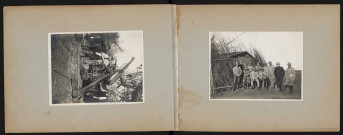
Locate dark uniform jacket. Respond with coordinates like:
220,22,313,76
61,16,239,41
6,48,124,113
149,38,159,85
238,64,244,76
274,66,285,83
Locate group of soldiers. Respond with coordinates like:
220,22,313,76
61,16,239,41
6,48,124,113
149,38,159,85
232,60,296,94
80,50,120,102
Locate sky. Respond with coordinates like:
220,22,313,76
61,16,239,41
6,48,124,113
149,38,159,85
212,32,303,70
113,31,143,73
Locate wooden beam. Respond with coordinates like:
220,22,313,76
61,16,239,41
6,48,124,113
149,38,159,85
211,57,235,61
211,85,233,90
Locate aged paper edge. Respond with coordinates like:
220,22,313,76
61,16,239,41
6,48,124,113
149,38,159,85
4,5,175,132
47,31,146,106
174,5,181,130
176,4,340,131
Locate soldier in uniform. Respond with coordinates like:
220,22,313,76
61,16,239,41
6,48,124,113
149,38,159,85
274,62,285,91
232,61,242,90
265,61,276,90
258,68,267,89
255,62,262,71
282,62,296,94
242,67,251,89
250,67,260,89
238,61,245,89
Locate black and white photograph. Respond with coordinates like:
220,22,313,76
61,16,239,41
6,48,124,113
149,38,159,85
210,32,303,100
49,31,144,105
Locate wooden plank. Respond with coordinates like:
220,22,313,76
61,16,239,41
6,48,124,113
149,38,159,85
212,57,233,61
211,85,233,90
77,43,81,90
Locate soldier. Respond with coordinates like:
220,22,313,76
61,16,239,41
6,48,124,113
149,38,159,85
250,67,260,89
258,68,267,89
283,62,296,94
238,61,245,88
89,52,116,71
242,67,251,89
274,62,285,91
82,51,116,74
83,84,108,103
232,61,242,90
266,61,276,89
255,62,262,71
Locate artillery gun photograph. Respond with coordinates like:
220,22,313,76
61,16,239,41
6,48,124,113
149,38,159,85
49,31,144,105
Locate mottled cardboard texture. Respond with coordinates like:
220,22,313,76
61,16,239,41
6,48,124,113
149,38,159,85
172,5,180,130
174,5,181,130
4,4,340,132
4,5,175,132
175,5,181,39
177,5,340,131
177,86,203,129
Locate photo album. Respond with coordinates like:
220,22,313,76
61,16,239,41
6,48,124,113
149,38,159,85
4,5,340,132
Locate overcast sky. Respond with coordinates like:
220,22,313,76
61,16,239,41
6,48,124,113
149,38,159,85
114,31,143,73
212,32,303,70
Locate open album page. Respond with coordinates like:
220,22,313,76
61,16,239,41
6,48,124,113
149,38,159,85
4,5,175,132
177,5,339,131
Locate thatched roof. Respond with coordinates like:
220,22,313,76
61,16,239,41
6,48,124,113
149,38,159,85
228,51,255,58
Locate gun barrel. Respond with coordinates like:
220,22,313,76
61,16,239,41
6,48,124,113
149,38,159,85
108,57,135,85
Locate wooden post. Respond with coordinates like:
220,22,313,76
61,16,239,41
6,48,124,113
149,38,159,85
83,33,85,46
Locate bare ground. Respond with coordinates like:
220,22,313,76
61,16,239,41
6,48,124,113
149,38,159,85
211,70,302,99
51,35,81,104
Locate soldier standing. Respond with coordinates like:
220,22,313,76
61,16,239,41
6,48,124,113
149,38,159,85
266,61,276,90
238,61,245,88
274,62,285,91
232,62,242,91
242,67,251,89
282,62,296,94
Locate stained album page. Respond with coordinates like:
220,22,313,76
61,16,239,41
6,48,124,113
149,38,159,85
177,5,339,131
4,5,175,132
210,31,303,100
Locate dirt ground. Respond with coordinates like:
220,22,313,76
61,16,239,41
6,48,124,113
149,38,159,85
51,35,81,104
211,70,302,99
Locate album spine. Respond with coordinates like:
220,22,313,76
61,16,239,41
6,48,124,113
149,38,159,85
172,4,180,131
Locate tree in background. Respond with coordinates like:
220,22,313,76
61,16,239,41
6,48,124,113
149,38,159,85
249,46,266,66
210,32,266,65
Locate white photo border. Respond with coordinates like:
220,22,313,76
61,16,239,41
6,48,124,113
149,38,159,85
48,30,145,106
208,31,304,101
